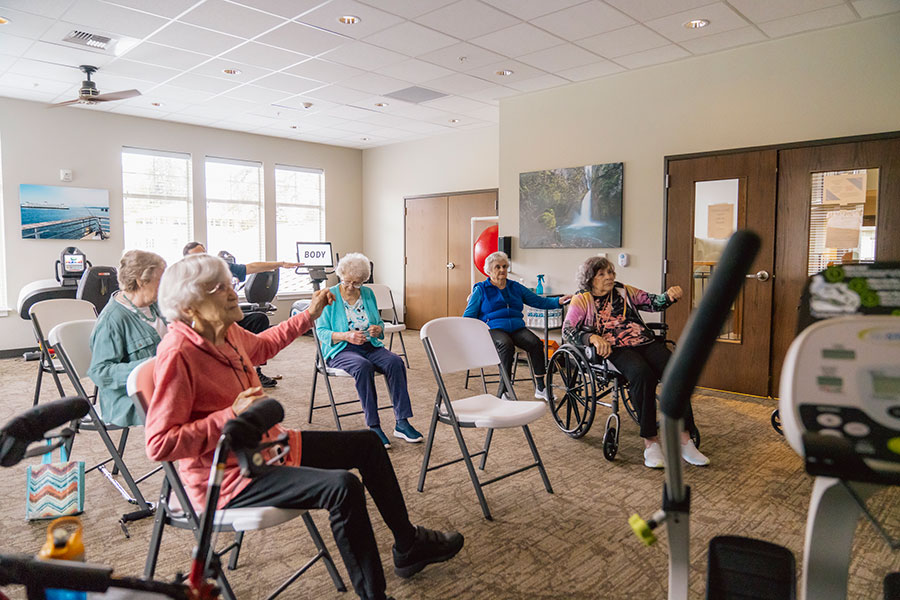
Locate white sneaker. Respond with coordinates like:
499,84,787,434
681,440,710,466
643,442,665,469
534,387,549,401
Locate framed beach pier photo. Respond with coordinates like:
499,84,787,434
519,162,623,249
20,184,110,240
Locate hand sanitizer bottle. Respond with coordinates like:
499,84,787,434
536,274,545,295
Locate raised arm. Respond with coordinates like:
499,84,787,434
463,286,484,318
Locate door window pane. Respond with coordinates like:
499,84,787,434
276,165,325,294
807,169,879,275
693,178,743,342
205,158,264,264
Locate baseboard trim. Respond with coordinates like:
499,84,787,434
0,347,38,360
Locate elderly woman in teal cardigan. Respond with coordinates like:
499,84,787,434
87,250,167,427
317,253,421,449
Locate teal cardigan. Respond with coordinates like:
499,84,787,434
316,284,385,361
87,296,163,427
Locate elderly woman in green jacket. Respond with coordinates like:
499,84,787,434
87,250,167,427
316,252,421,449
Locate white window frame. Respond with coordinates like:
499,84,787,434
0,133,7,314
275,164,326,297
204,156,265,264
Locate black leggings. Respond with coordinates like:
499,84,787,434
606,340,696,439
489,327,546,395
225,430,416,600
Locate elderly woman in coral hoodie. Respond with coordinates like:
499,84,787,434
146,253,463,600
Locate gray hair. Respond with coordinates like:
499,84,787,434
576,256,615,291
118,250,166,293
484,251,509,273
158,254,231,323
335,252,370,282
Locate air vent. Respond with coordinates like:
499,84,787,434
64,30,113,50
383,86,447,104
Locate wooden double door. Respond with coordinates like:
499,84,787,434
405,190,497,330
665,134,900,396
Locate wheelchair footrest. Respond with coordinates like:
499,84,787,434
706,535,796,600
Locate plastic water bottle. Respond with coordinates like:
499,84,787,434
38,517,87,600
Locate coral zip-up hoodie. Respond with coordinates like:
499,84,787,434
145,312,312,510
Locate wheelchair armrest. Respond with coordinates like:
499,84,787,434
646,322,668,331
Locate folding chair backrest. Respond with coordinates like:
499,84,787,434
365,284,394,312
420,317,500,374
126,357,157,424
48,319,97,380
29,299,97,344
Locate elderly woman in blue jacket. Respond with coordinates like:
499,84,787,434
317,252,421,449
464,251,570,400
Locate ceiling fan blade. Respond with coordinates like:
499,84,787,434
93,89,141,102
47,98,83,108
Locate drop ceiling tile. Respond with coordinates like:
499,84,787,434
62,0,167,39
464,104,499,121
853,0,900,18
462,84,519,103
124,42,211,70
198,96,257,114
189,58,272,82
517,43,600,71
180,0,286,38
229,0,323,19
0,33,34,57
604,0,712,22
423,71,495,94
148,22,244,56
322,41,407,71
679,25,766,53
355,0,457,19
168,72,240,93
225,112,281,127
220,42,308,70
0,83,60,101
384,101,447,120
275,94,338,111
363,21,457,56
149,84,217,103
166,112,219,126
355,112,414,127
576,24,670,58
122,94,189,113
320,104,380,121
23,40,115,68
297,0,403,38
504,72,569,91
465,59,544,85
256,22,348,56
8,57,80,81
0,71,74,93
532,1,635,40
352,95,402,110
86,72,152,93
390,119,449,133
223,84,291,104
729,0,844,23
0,0,76,19
614,43,690,68
480,0,585,20
104,0,200,19
758,4,857,37
176,103,237,119
0,54,15,70
110,104,167,118
470,23,564,58
0,7,56,39
283,58,363,83
422,94,488,114
330,118,380,132
100,59,180,83
304,83,370,103
341,71,409,94
414,0,519,41
556,58,624,81
290,113,346,128
254,72,321,94
376,58,453,83
645,3,750,43
418,42,504,71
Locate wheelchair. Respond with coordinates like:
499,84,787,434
545,322,700,461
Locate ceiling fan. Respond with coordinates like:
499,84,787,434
48,64,141,108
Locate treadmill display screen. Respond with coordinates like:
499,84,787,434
872,373,900,399
64,254,85,273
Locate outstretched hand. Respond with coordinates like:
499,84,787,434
307,289,335,320
666,286,683,302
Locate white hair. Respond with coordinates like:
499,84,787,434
158,254,231,323
484,251,509,273
335,252,371,282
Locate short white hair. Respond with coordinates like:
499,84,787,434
484,251,509,273
335,252,370,282
158,254,231,323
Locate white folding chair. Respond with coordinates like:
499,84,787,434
28,299,97,406
365,283,409,367
48,319,159,513
418,316,553,520
127,359,346,600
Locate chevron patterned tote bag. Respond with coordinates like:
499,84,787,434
26,444,85,520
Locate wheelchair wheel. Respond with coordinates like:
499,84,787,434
546,346,596,438
771,409,784,436
621,384,639,425
602,427,618,461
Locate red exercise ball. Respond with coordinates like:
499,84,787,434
473,225,499,277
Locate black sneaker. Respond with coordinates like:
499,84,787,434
392,526,464,578
256,368,278,388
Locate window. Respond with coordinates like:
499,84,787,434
205,157,264,264
121,147,193,265
275,165,325,294
0,134,6,311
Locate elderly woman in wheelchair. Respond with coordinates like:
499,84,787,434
549,256,707,468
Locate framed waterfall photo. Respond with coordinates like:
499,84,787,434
20,184,110,240
519,162,623,248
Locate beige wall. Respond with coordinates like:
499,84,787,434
0,96,362,350
500,14,900,296
361,126,499,315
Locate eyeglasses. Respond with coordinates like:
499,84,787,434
341,280,363,289
207,281,230,294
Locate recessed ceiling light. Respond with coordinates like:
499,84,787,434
449,119,460,124
457,56,468,63
301,102,314,109
496,69,514,76
0,16,10,25
222,68,242,75
360,137,370,141
290,125,298,129
684,18,709,29
151,102,163,107
374,102,388,107
338,15,360,25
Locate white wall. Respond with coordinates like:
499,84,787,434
361,126,499,315
0,97,362,350
500,14,900,296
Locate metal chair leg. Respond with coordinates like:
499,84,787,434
479,429,493,470
307,366,319,424
417,396,441,492
111,427,129,476
227,531,244,570
450,420,492,520
522,425,553,494
301,512,347,592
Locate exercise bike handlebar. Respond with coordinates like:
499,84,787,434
221,398,284,450
0,397,90,467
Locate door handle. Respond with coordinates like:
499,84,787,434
446,262,455,270
746,270,771,281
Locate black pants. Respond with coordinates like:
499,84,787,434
489,327,545,396
238,312,269,366
225,430,416,600
606,340,696,439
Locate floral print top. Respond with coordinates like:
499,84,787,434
562,283,674,348
343,297,370,332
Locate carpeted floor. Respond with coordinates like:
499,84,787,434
0,331,897,599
